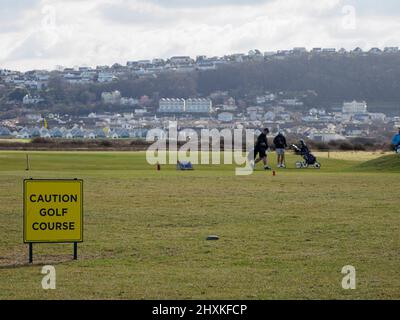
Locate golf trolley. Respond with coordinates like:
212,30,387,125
291,144,321,169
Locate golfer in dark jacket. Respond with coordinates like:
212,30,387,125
253,128,271,170
273,131,287,168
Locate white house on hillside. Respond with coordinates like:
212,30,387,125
342,101,368,114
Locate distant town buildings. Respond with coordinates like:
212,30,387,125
98,71,117,83
281,99,304,107
158,98,186,113
342,101,368,114
2,94,398,142
217,112,234,122
1,46,400,143
185,98,212,113
1,46,400,91
101,91,139,106
23,94,44,105
102,91,122,105
158,98,212,114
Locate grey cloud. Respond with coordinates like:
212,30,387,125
98,1,270,28
344,0,400,16
0,0,41,15
99,3,175,26
3,0,400,71
0,0,41,32
147,0,273,8
5,30,72,62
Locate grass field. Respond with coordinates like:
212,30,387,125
0,151,399,299
0,139,31,144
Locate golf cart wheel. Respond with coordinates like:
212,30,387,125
314,162,321,169
295,161,303,169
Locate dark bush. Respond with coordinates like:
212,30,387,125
313,142,330,151
350,137,375,147
99,140,112,147
339,141,354,151
65,140,85,145
130,139,143,146
328,140,339,147
31,137,53,144
353,144,366,151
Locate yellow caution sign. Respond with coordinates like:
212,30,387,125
23,179,83,243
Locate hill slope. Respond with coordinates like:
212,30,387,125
353,154,400,172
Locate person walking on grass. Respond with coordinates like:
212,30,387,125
392,128,400,152
252,128,271,170
273,131,288,168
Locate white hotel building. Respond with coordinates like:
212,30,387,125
158,98,186,113
158,98,212,113
185,98,212,113
342,101,368,114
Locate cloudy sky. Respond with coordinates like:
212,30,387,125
1,0,400,71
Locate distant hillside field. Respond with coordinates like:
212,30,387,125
0,151,399,299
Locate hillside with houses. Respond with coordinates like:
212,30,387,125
1,47,400,144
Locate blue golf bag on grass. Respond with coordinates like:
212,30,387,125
176,161,194,170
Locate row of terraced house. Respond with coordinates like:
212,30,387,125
0,126,149,139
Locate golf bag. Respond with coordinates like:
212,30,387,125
291,144,321,169
176,161,194,170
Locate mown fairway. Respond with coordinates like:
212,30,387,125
0,151,399,299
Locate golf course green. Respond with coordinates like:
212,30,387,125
0,151,399,299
